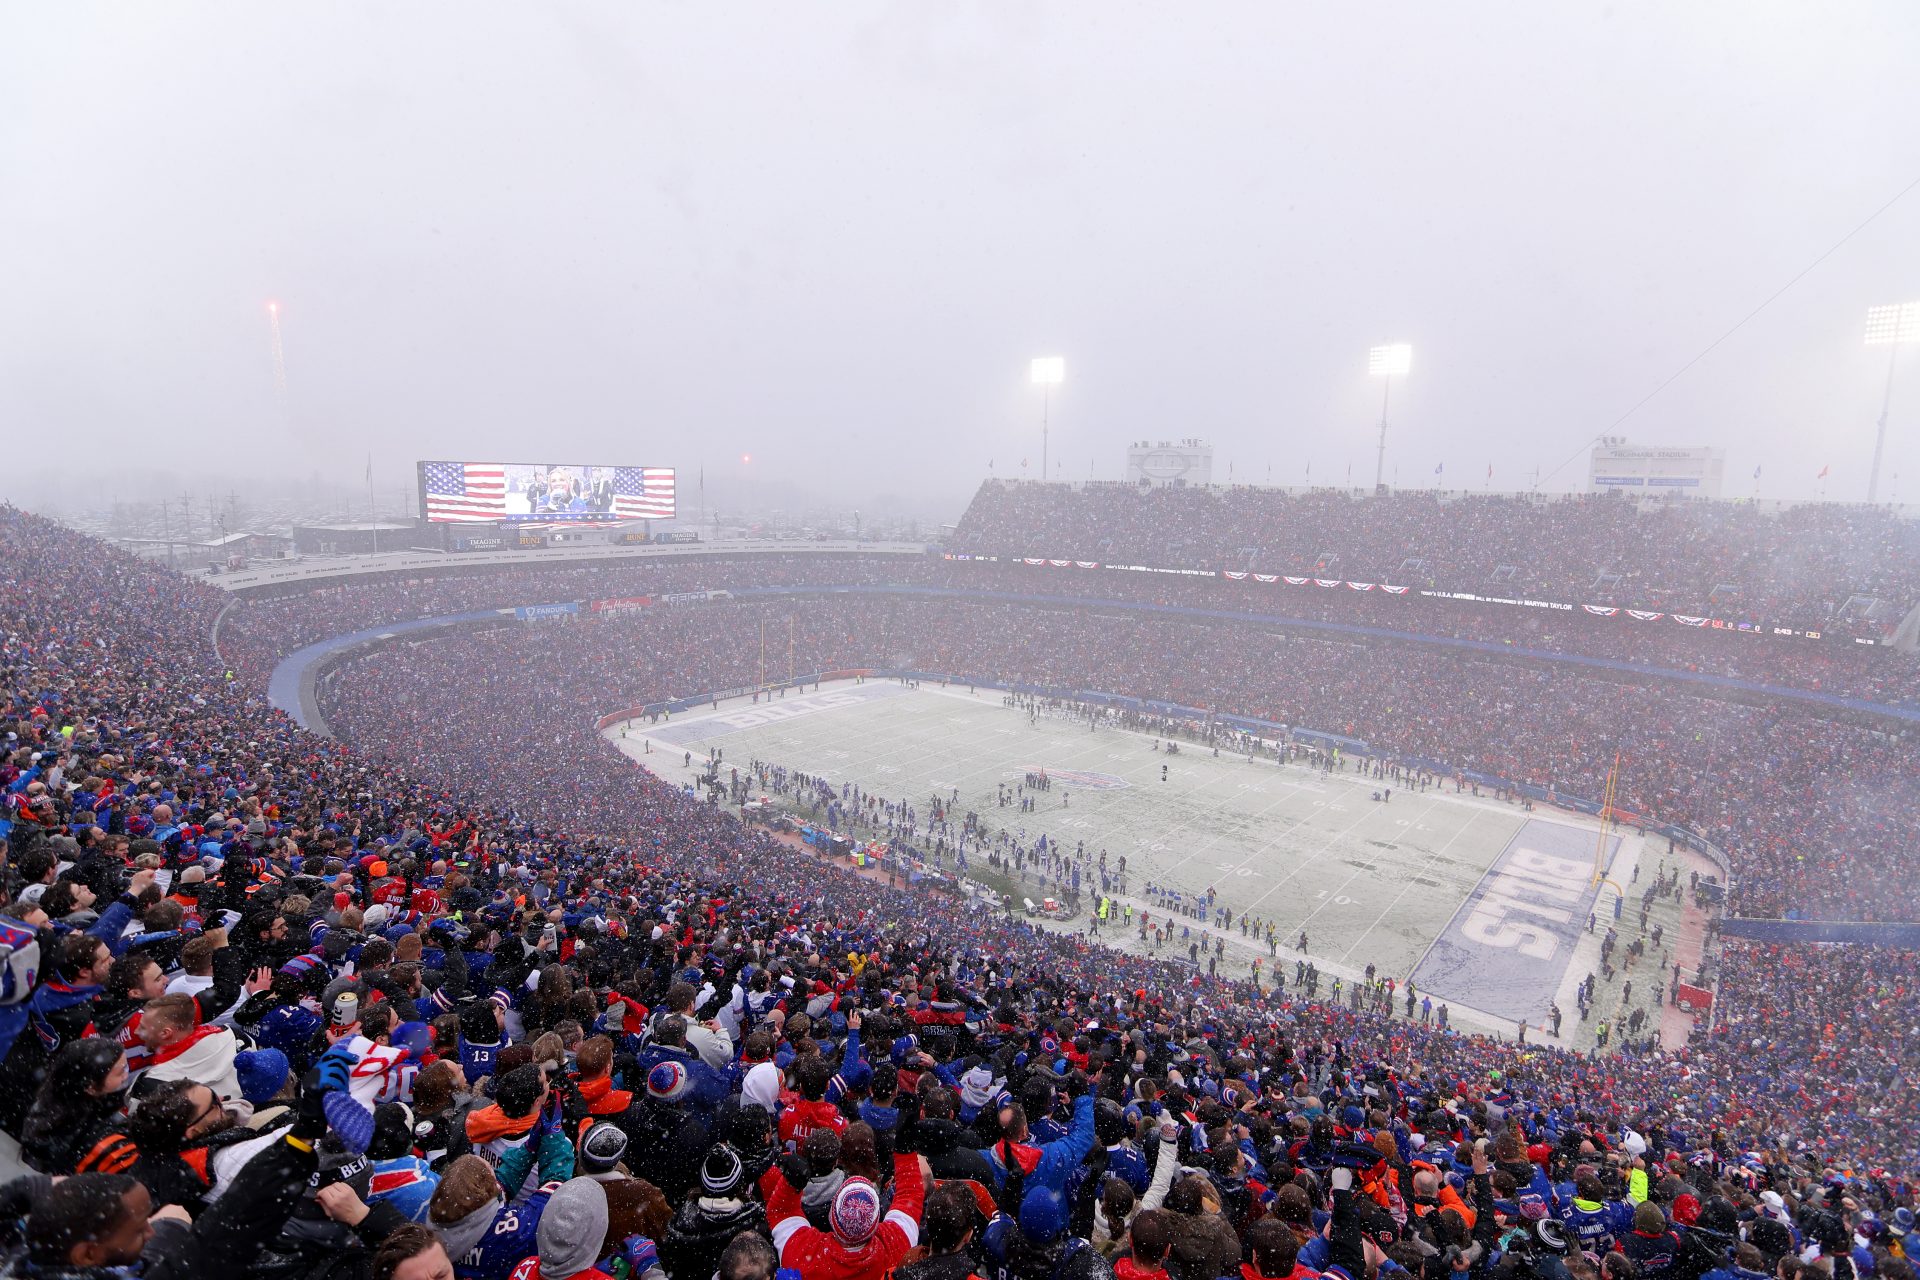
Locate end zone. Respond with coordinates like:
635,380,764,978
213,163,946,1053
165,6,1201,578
1411,818,1613,1025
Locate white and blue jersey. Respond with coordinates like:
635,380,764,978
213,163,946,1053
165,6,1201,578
455,1182,556,1280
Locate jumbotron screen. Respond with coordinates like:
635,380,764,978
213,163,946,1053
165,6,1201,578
417,460,676,523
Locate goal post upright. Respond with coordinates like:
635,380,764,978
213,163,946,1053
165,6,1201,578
1592,750,1622,887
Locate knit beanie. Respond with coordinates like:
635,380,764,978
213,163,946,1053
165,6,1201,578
579,1122,629,1176
701,1143,745,1197
830,1176,883,1244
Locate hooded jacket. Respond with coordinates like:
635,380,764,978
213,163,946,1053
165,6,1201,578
986,1094,1096,1193
527,1177,612,1280
450,1186,547,1280
464,1102,538,1159
742,1061,782,1114
763,1151,927,1280
573,1074,633,1117
921,1117,996,1185
660,1192,772,1280
1166,1206,1243,1280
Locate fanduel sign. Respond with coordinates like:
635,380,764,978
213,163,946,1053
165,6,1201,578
1411,818,1611,1024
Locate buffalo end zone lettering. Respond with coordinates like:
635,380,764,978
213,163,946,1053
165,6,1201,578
1410,818,1610,1024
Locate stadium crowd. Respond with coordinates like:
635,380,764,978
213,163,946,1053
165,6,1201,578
314,597,1918,923
947,482,1920,632
217,559,1920,712
308,594,1920,1146
1,504,1916,1280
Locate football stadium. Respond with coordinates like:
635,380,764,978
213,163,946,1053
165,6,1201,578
607,677,1701,1047
7,454,1920,1280
4,6,1919,1280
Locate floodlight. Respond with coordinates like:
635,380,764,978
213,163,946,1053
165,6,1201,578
1865,303,1920,503
1865,302,1920,346
1031,356,1065,385
1369,344,1412,377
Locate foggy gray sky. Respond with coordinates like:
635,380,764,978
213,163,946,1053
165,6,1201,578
5,2,1920,520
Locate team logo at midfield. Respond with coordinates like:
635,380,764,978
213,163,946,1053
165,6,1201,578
1020,767,1129,791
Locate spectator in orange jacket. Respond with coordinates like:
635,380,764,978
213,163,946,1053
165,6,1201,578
1407,1163,1476,1232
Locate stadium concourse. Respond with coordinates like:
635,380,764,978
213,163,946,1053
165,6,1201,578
0,495,1916,1280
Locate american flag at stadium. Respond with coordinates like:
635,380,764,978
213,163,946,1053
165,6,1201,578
421,461,507,522
612,467,676,519
422,461,676,522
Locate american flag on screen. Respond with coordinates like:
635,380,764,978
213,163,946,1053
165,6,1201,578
422,461,508,522
614,467,676,519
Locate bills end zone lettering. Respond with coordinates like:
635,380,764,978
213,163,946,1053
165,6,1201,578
1410,818,1610,1023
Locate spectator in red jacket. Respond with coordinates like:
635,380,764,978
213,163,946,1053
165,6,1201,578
763,1149,927,1280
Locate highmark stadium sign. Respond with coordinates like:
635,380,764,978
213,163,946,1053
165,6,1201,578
1586,443,1725,498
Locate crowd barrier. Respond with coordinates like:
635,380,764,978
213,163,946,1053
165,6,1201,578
1720,918,1920,946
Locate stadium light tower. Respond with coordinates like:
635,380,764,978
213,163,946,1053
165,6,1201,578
1368,343,1412,492
1031,356,1065,482
1865,302,1920,505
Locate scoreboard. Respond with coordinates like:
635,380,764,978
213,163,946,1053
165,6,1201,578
1125,439,1214,488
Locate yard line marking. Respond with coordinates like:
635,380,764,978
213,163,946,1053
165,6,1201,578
607,681,1526,983
1339,806,1492,963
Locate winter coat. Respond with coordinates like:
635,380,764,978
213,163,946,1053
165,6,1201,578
920,1118,995,1187
892,1251,982,1280
660,1194,772,1280
1165,1209,1242,1280
765,1152,928,1280
139,1133,320,1280
623,1102,710,1205
20,1091,123,1175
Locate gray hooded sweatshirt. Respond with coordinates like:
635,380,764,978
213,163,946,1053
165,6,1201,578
537,1177,610,1279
